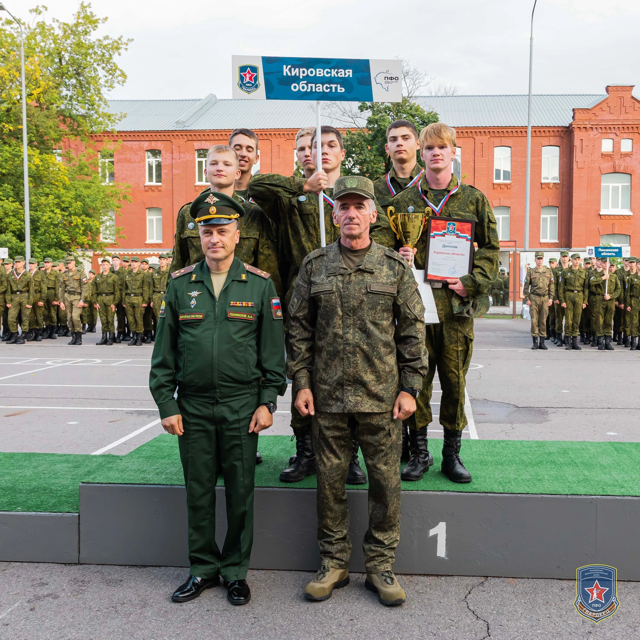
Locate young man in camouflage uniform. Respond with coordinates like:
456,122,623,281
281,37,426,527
547,257,558,341
58,257,89,346
558,253,588,350
149,254,170,331
288,176,427,606
588,257,620,351
122,257,148,346
625,257,639,350
524,252,555,350
553,251,570,345
94,257,121,345
42,257,59,339
0,262,7,340
615,258,630,345
579,257,592,343
5,256,33,344
82,270,98,334
27,258,46,341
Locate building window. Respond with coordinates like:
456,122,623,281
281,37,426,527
196,149,208,184
146,207,162,242
541,146,559,182
621,139,633,153
600,234,630,246
252,153,261,176
101,209,116,243
100,150,115,184
493,206,510,241
453,147,462,181
602,139,614,153
541,206,558,242
146,150,162,184
601,173,631,213
494,147,511,182
53,150,62,162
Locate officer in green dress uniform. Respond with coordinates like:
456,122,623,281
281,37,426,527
150,191,286,606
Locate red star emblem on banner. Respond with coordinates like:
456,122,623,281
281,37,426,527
585,580,608,603
241,68,256,84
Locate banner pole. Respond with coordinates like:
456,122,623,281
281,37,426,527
316,100,326,248
605,257,609,296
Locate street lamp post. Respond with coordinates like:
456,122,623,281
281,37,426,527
1,3,31,260
524,0,538,252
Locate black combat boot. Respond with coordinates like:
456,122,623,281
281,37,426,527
128,332,137,346
142,330,151,344
68,332,78,345
135,332,143,346
89,324,96,333
346,438,367,485
590,333,597,347
14,332,25,344
49,326,56,340
549,328,556,342
605,335,614,351
25,329,35,342
1,330,10,341
531,337,538,350
401,423,410,462
631,337,638,351
113,331,121,344
82,324,87,334
401,428,433,481
279,433,316,483
116,331,124,343
97,332,108,345
441,428,472,483
106,332,114,345
597,336,605,351
62,326,70,337
35,329,42,342
539,337,548,350
572,336,581,350
617,332,623,346
74,332,82,346
6,332,17,344
565,336,573,350
624,335,630,348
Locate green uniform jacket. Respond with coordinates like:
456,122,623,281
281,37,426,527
149,258,287,420
150,267,170,294
373,164,424,212
7,269,34,305
0,268,8,304
617,269,628,305
170,191,283,297
59,268,89,301
123,270,148,303
287,240,427,413
93,271,121,297
44,270,60,302
588,270,621,299
30,270,47,303
558,267,588,303
626,272,640,307
523,266,555,302
248,174,396,301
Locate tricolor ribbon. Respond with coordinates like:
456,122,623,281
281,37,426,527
317,193,334,207
385,168,424,196
418,182,460,216
236,195,255,204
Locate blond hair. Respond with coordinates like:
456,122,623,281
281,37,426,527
206,144,239,164
296,127,316,144
419,122,456,151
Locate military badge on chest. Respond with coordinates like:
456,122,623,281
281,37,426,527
188,290,202,308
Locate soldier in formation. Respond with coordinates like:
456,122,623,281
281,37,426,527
558,253,588,350
94,257,121,345
523,252,554,350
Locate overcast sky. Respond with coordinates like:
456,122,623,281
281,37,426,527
19,0,640,100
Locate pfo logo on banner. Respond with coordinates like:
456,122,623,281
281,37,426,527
574,565,620,623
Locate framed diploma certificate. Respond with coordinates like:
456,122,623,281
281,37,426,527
424,217,475,282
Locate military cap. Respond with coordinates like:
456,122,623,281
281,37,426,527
560,251,569,257
43,257,53,263
571,253,580,260
89,269,96,274
38,262,45,268
111,254,120,260
141,258,149,264
549,257,558,264
122,256,130,263
14,255,25,262
628,257,637,263
131,256,140,263
499,268,505,273
28,258,37,264
584,257,591,264
190,191,244,225
535,252,544,258
52,261,60,267
334,175,375,201
65,257,75,264
101,257,111,264
3,258,13,264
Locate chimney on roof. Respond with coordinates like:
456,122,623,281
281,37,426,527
175,93,218,129
606,85,635,95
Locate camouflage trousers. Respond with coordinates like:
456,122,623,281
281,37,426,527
629,299,640,337
529,295,550,337
96,294,117,332
8,293,31,332
151,293,165,326
64,295,84,332
563,293,584,337
313,410,401,573
115,302,126,333
82,302,98,326
590,296,616,337
124,295,144,332
554,303,566,335
143,303,154,332
29,299,45,330
44,289,57,327
547,302,555,335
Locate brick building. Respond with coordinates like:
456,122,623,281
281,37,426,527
90,85,640,279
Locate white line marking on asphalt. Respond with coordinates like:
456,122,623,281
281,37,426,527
13,358,38,365
110,359,132,366
0,384,149,388
607,432,618,435
561,390,570,393
465,389,479,440
0,359,84,381
0,601,21,620
0,405,157,411
91,418,162,455
68,422,79,425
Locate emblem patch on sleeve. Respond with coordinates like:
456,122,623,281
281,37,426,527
159,300,166,318
271,297,283,319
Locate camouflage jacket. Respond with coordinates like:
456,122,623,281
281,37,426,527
490,275,503,292
59,268,88,301
625,272,640,307
523,266,555,301
373,164,424,212
7,269,34,305
93,271,121,298
123,270,148,303
558,267,588,303
248,174,396,304
44,269,60,301
371,174,499,299
150,267,170,294
287,240,427,413
0,268,7,302
170,190,282,297
617,269,629,304
588,270,620,299
30,270,47,302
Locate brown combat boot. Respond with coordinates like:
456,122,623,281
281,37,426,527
304,566,349,601
365,571,406,606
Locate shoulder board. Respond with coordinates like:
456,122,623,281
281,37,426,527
171,264,196,279
305,247,328,262
383,247,407,264
244,263,270,279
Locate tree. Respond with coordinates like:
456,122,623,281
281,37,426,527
0,3,131,257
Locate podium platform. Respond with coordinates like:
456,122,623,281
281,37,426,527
2,435,640,580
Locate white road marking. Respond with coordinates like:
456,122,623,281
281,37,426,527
0,405,157,411
110,359,132,366
0,384,149,388
607,432,618,435
0,359,84,381
13,358,38,365
91,418,162,455
68,422,79,425
0,601,21,620
465,389,479,440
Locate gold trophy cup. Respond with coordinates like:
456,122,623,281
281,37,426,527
387,207,428,250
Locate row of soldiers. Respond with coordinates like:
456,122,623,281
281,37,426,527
524,250,640,351
490,268,510,307
0,253,172,346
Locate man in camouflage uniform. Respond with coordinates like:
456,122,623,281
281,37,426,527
122,256,148,346
250,126,395,484
547,257,558,341
369,122,499,483
524,252,554,350
287,176,427,606
490,274,503,307
501,269,511,306
0,262,7,340
42,257,59,339
58,257,89,345
25,258,46,341
110,255,126,340
140,258,155,343
579,257,592,343
558,253,588,350
1,259,12,340
625,257,639,350
588,257,620,351
615,258,629,345
94,258,121,345
5,256,34,344
229,128,260,200
81,270,98,333
150,253,170,329
553,251,570,345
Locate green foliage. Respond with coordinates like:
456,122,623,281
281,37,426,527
0,3,131,258
341,98,439,180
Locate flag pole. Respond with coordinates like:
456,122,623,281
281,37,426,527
316,100,326,248
605,257,609,296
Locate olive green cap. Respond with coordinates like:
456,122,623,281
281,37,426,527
89,269,96,274
571,253,580,259
141,258,149,264
549,258,558,264
111,254,120,260
65,257,75,264
560,251,569,257
52,261,60,267
14,255,25,262
190,191,244,225
101,257,111,264
333,175,375,201
584,257,591,264
628,257,637,263
28,258,37,264
38,262,45,268
122,256,130,263
535,252,544,258
131,256,140,263
3,258,13,264
43,257,53,263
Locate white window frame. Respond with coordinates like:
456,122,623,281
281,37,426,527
621,139,633,153
101,209,116,244
453,147,462,181
494,146,511,183
493,206,510,241
100,151,115,184
600,173,631,215
541,146,560,183
146,207,163,243
146,150,162,185
540,206,558,243
601,138,614,153
196,149,208,184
